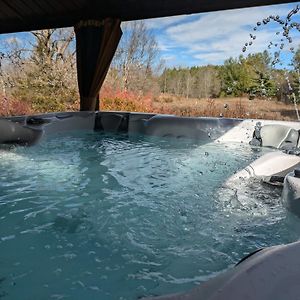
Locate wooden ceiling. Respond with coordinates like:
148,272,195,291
0,0,298,34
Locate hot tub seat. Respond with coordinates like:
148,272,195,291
227,123,300,185
0,119,43,146
282,169,300,217
250,123,300,150
142,115,239,140
145,241,300,300
227,151,300,184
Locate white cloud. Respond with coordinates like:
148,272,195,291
144,15,192,29
5,37,22,44
191,30,279,63
166,5,287,42
161,54,177,61
158,3,300,65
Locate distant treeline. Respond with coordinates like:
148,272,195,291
159,50,300,103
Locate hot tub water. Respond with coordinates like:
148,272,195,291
0,132,299,299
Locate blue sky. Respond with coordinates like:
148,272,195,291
1,2,300,68
135,2,300,67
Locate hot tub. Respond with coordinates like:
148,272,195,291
1,111,300,300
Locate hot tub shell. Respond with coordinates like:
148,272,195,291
3,111,300,144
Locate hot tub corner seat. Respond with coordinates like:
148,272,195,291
250,123,300,150
0,119,43,146
226,122,300,185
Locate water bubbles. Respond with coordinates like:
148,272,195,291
283,28,289,37
288,10,295,19
242,6,300,111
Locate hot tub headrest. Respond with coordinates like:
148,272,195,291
0,119,43,146
250,123,300,149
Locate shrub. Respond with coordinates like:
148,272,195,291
100,85,153,112
0,95,32,116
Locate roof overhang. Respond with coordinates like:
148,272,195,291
0,0,298,34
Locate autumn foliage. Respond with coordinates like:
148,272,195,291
0,96,32,116
100,85,153,112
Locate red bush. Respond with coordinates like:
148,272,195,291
0,96,32,116
100,85,153,112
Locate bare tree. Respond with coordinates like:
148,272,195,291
7,28,78,112
109,20,162,95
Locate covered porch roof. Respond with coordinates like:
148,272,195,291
0,0,298,34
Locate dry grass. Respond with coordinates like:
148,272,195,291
2,89,299,121
100,88,300,121
152,94,300,121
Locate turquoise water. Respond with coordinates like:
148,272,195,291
0,132,300,300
